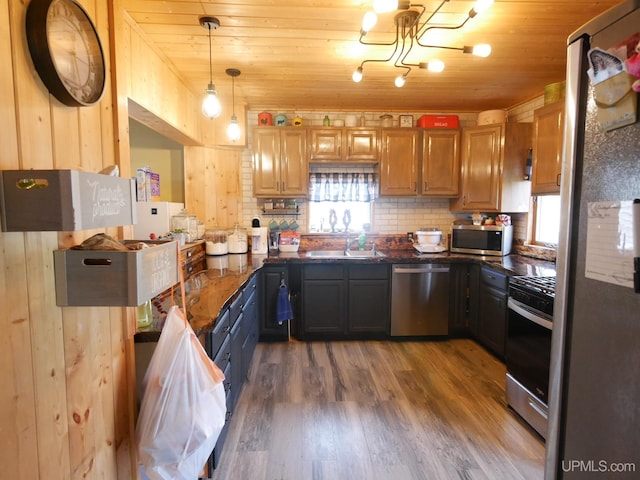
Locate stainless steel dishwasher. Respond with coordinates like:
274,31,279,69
391,264,450,336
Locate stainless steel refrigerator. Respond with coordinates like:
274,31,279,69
546,1,640,478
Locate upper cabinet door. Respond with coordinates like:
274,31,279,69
252,128,307,197
421,129,460,197
252,128,281,196
379,129,419,196
345,128,378,163
280,129,308,197
531,101,564,195
455,124,503,211
309,128,342,162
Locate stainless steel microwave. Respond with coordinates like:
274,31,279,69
450,224,513,256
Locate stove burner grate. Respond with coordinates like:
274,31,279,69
511,275,556,297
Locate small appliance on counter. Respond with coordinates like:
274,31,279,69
413,228,447,254
134,201,184,240
251,217,268,254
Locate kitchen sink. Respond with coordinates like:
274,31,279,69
305,250,385,258
345,250,385,258
306,250,347,257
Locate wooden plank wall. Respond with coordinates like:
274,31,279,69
1,1,133,479
1,1,244,478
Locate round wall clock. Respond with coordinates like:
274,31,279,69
26,0,106,107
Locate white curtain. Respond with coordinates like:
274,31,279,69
308,173,378,202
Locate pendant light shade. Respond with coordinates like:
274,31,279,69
225,68,241,142
200,16,222,119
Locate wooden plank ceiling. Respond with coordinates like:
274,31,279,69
124,0,622,112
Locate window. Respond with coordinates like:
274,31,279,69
308,201,372,233
532,195,561,246
307,173,377,233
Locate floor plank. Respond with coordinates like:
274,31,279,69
212,339,545,480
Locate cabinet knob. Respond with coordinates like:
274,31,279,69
424,181,428,191
556,173,561,186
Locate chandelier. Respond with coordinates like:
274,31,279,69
352,0,494,87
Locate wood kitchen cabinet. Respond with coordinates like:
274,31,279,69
476,265,508,358
449,263,475,336
309,127,378,163
301,263,389,339
450,123,532,212
252,127,308,197
348,264,390,335
531,101,564,194
379,128,420,195
302,264,347,336
259,265,291,341
207,273,259,471
421,129,460,197
380,129,460,197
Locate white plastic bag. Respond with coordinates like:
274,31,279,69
136,305,226,480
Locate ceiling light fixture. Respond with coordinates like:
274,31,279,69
225,68,241,142
200,16,222,119
353,0,494,86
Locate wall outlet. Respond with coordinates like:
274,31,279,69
407,232,414,242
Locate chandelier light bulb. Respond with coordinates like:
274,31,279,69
373,0,398,14
202,84,222,119
394,74,406,88
227,115,241,142
428,59,445,72
472,44,492,57
362,11,378,32
474,0,494,13
352,67,363,82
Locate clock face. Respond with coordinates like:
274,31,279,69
26,0,106,106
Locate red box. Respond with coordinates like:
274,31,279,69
417,114,459,129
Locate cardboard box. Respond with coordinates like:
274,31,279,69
53,240,179,306
417,114,459,129
0,169,136,232
150,172,160,201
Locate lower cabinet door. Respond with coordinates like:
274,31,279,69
348,278,389,334
302,280,347,335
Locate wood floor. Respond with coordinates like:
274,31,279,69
211,339,545,480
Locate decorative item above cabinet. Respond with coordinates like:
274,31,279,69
309,127,378,164
0,169,136,232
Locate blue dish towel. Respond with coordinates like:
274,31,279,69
276,284,293,325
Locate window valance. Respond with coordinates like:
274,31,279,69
309,173,378,202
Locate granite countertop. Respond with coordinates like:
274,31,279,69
134,250,556,343
266,249,556,277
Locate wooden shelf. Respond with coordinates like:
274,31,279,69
262,207,299,216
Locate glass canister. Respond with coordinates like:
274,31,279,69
227,224,248,253
171,209,198,242
203,228,228,255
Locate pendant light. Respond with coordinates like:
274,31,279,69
225,68,241,142
200,16,222,119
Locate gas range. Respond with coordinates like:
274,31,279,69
511,275,556,297
509,275,556,318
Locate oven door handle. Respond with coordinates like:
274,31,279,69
508,298,553,330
